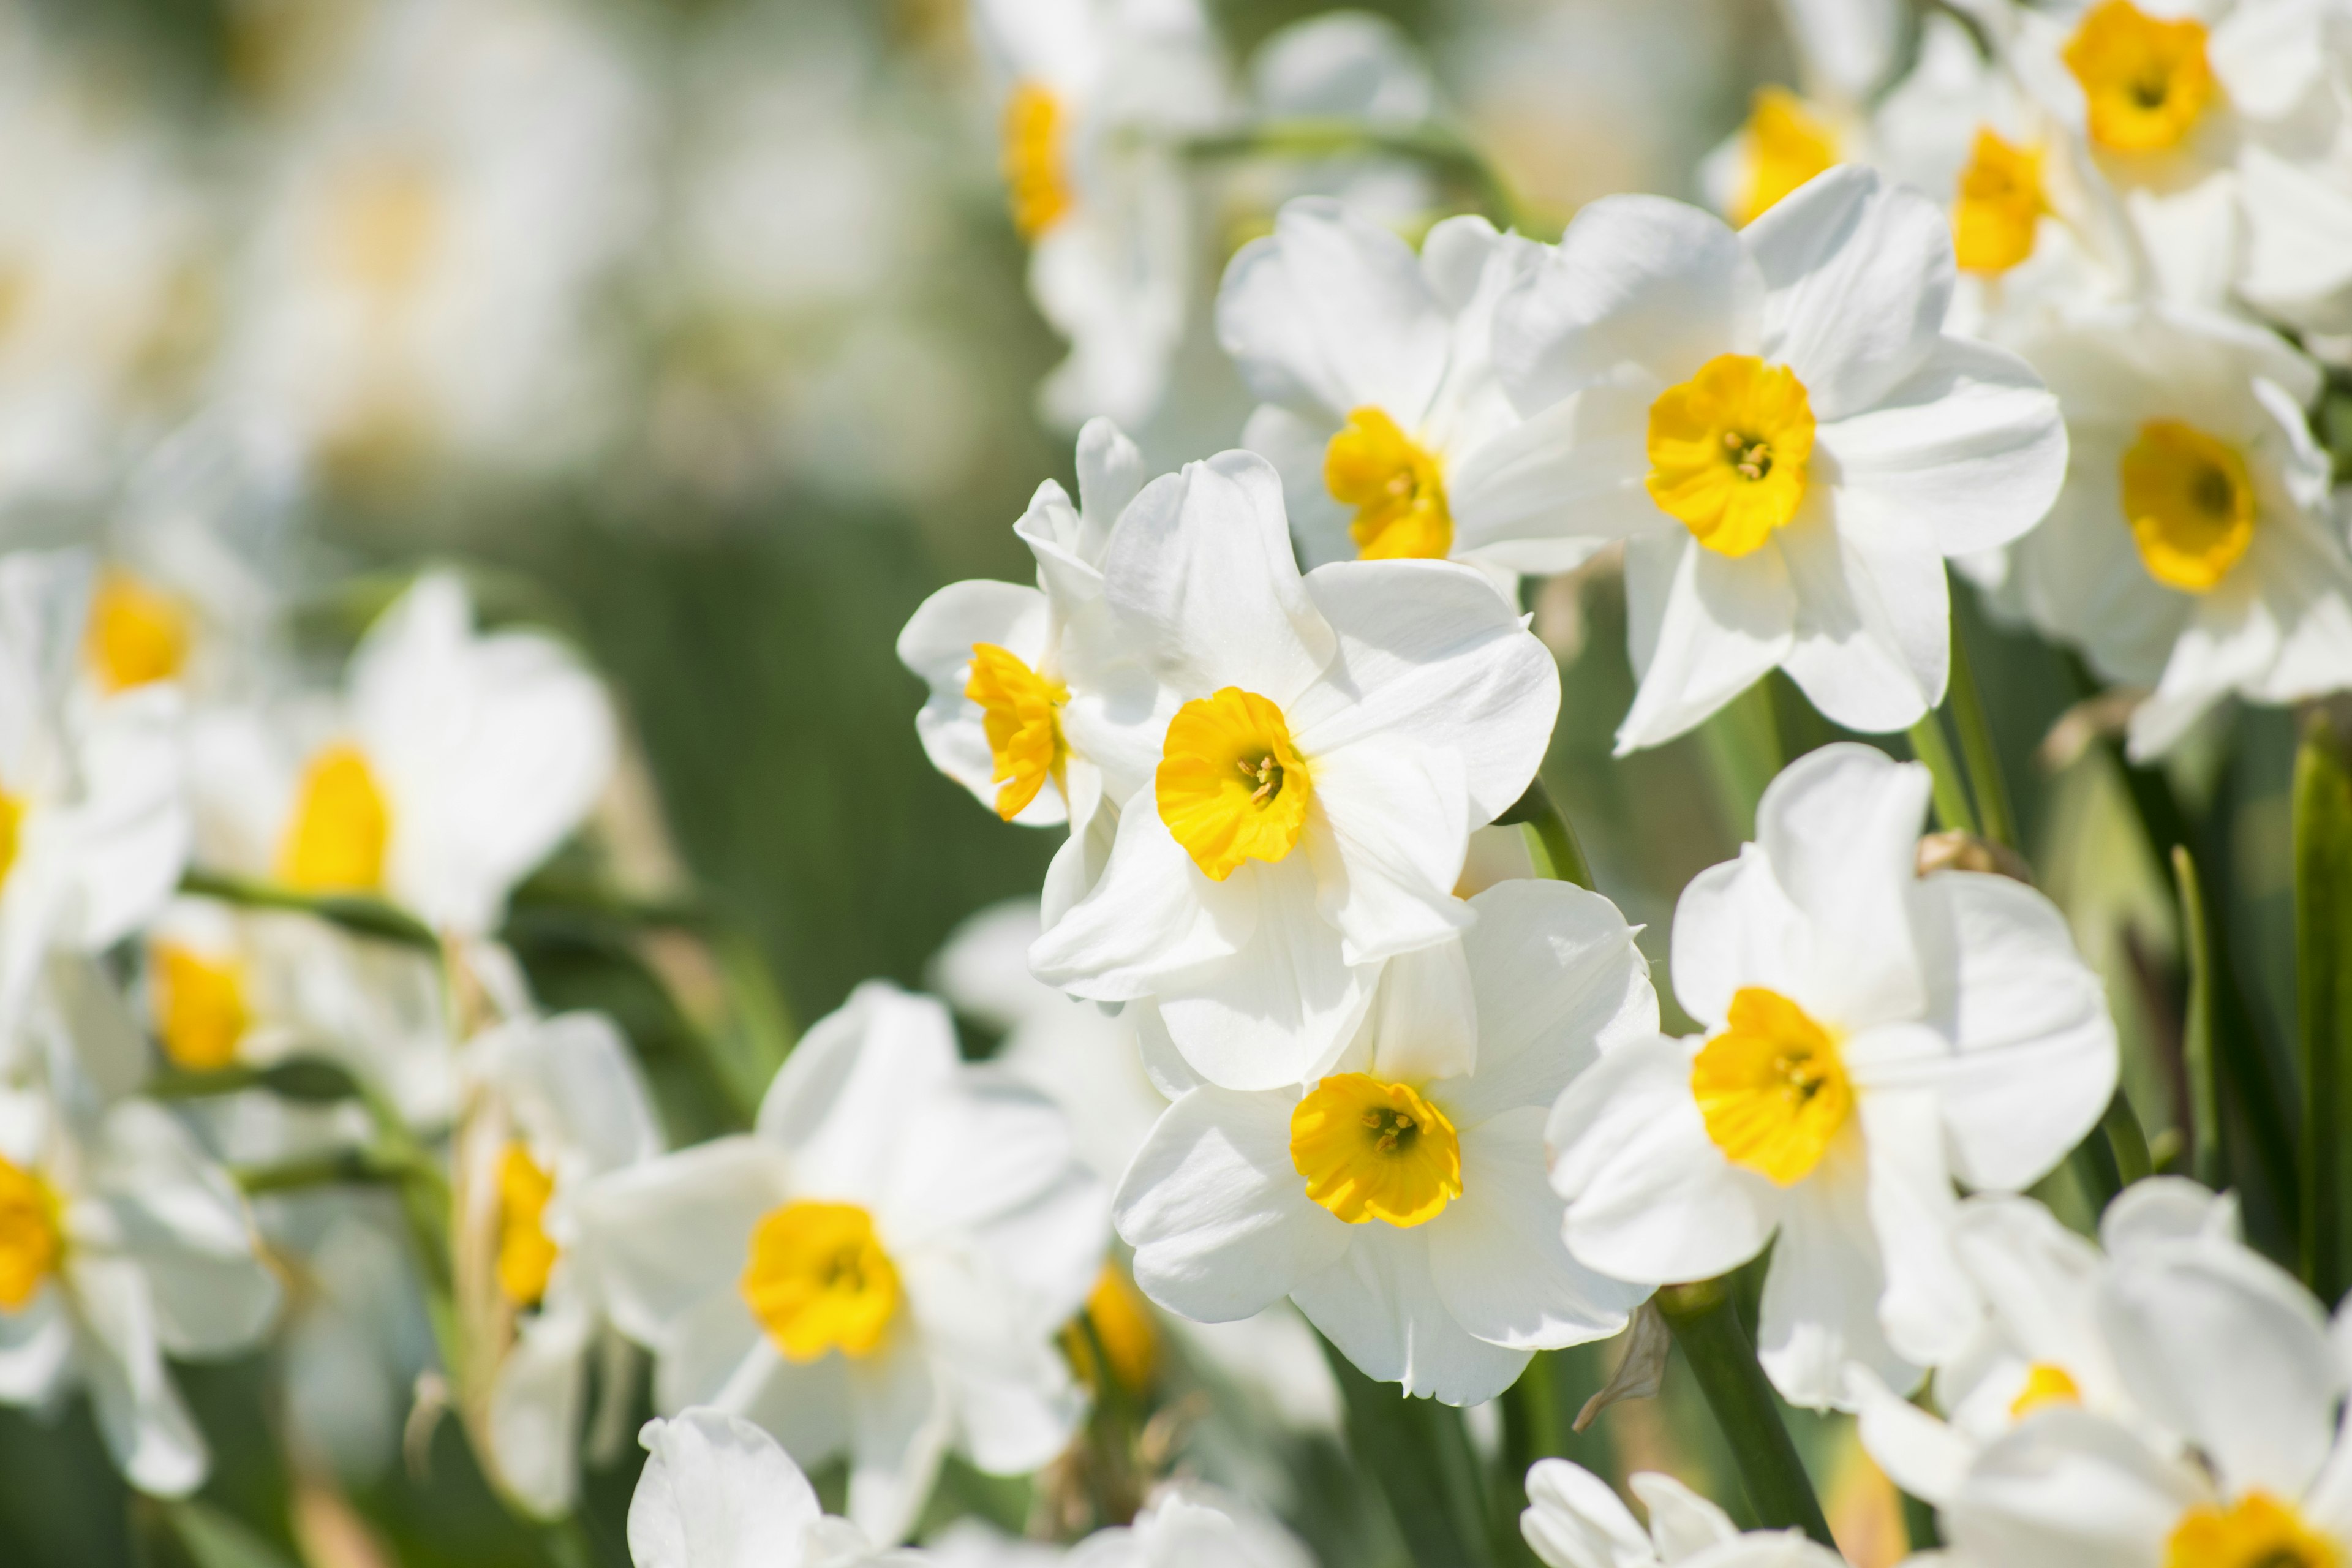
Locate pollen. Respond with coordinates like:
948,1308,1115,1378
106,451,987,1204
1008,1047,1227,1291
277,744,391,894
1646,354,1816,556
86,572,192,693
740,1200,900,1363
2122,419,2255,593
2065,1,2217,156
1290,1074,1463,1227
2165,1491,2344,1568
0,1153,61,1312
1002,82,1074,241
151,943,251,1073
1735,87,1838,227
1324,407,1453,560
966,643,1068,821
2008,1362,2083,1418
496,1143,560,1309
1155,687,1313,881
1954,129,2046,275
1691,987,1853,1186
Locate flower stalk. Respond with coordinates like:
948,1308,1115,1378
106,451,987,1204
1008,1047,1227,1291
2293,708,2352,1298
1498,776,1594,890
1652,1276,1835,1548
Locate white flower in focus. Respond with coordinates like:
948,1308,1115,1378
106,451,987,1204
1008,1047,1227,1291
1489,166,2067,752
628,1408,925,1568
1028,451,1558,1090
1521,1458,1846,1568
1118,881,1656,1404
577,982,1109,1544
2010,303,2352,758
1547,745,2117,1409
0,1078,281,1496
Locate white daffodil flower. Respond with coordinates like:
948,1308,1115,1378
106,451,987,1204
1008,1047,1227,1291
461,1009,663,1518
576,982,1109,1545
2009,302,2352,758
1027,450,1558,1090
1216,197,1551,578
900,418,1149,929
967,0,1231,432
1117,881,1656,1405
1934,1198,2352,1568
1547,744,2117,1409
0,1076,280,1496
1852,1179,2243,1509
1488,165,2067,752
628,1408,927,1568
929,1482,1313,1568
1521,1458,1847,1568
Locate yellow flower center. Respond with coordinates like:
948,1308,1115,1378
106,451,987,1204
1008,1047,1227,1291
1692,988,1853,1186
0,1153,61,1313
2065,1,2217,155
1646,355,1816,557
278,744,391,894
2122,419,2255,593
1324,407,1453,560
1155,687,1313,882
496,1143,560,1309
86,572,192,693
1290,1074,1463,1227
1071,1264,1158,1394
1954,129,2046,276
329,159,443,301
1735,87,1838,227
151,943,251,1072
1002,82,1074,241
0,789,21,895
2008,1362,2084,1419
2166,1491,2345,1568
966,643,1068,821
740,1200,900,1363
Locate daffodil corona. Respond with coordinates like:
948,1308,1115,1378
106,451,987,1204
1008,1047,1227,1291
1290,1074,1461,1226
1734,87,1840,226
1155,687,1312,881
1689,988,1852,1185
739,1200,900,1362
1323,407,1452,560
965,642,1068,821
1644,355,1815,557
2064,1,2216,155
2121,419,2255,592
1954,129,2047,275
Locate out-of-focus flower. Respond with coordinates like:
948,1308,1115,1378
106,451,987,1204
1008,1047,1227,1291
1548,745,2117,1409
628,1407,927,1568
1118,881,1655,1404
929,1482,1314,1567
1240,10,1440,234
577,982,1108,1544
1521,1457,1847,1567
1027,451,1557,1090
2010,303,2352,758
1490,165,2067,751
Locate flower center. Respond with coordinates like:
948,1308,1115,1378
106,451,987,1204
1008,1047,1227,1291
1954,128,2046,275
0,789,22,895
2065,1,2217,155
1646,355,1816,557
1155,687,1313,882
1324,407,1453,560
2008,1362,2084,1419
740,1200,900,1363
1735,87,1838,227
1071,1264,1158,1394
278,744,391,894
151,943,251,1073
1691,987,1853,1186
0,1153,61,1313
1002,81,1074,241
496,1143,559,1309
1290,1074,1464,1227
86,571,191,693
329,159,443,301
966,643,1068,821
2166,1491,2345,1568
2122,419,2254,593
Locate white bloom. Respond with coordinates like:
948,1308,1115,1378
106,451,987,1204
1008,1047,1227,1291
1118,881,1655,1404
577,982,1108,1544
2010,302,2352,758
1488,165,2067,751
1028,450,1558,1089
1547,744,2117,1409
628,1408,925,1568
1521,1458,1845,1568
929,1483,1313,1568
0,1077,280,1496
1243,11,1440,235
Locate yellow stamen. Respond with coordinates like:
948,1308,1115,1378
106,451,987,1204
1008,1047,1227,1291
2008,1362,2083,1418
965,643,1068,821
278,744,391,894
1954,129,2046,275
2166,1491,2344,1568
740,1200,900,1363
329,160,443,300
1735,87,1838,227
1290,1074,1463,1227
1324,407,1453,560
2065,1,2217,155
1002,82,1074,241
1646,354,1815,556
2122,420,2255,593
86,572,192,693
0,1153,61,1312
151,943,250,1072
1692,988,1853,1186
1156,687,1312,881
496,1144,559,1308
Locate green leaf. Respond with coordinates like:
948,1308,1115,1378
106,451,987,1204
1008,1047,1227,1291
163,1500,299,1568
1319,1334,1499,1568
179,868,440,952
2294,710,2352,1298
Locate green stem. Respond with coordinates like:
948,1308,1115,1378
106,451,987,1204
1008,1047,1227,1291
2102,1091,2153,1188
1498,777,1594,890
181,867,440,952
2068,1119,2124,1219
2294,710,2352,1298
1945,620,2017,849
1653,1278,1834,1548
2172,846,2223,1188
1319,1334,1498,1568
1183,117,1521,228
1905,714,1979,838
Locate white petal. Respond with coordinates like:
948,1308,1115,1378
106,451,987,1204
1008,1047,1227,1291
629,1408,824,1568
71,1254,209,1497
487,1306,592,1518
1519,1457,1654,1568
1859,1087,1975,1370
1615,530,1797,755
879,1072,1100,1257
1290,1224,1532,1404
2098,1177,2238,1259
0,1286,72,1405
1850,1364,1974,1509
1943,1409,2196,1568
1301,740,1473,967
1241,402,1352,569
1628,1469,1743,1556
1755,1150,1918,1410
89,1100,279,1357
1666,850,1809,1033
1776,489,1947,733
896,580,1061,823
1449,386,1661,573
480,1010,664,1181
572,1137,792,1347
756,984,959,1191
844,1342,952,1544
1028,802,1245,1003
1364,937,1480,1085
61,686,189,951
